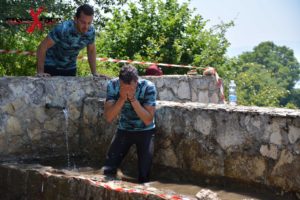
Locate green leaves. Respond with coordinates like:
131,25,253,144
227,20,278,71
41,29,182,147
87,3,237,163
239,41,300,90
219,42,300,108
97,0,232,75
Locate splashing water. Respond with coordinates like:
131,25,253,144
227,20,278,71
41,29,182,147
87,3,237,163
63,108,71,169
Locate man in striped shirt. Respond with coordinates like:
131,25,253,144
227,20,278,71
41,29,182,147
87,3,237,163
36,4,103,77
103,64,157,183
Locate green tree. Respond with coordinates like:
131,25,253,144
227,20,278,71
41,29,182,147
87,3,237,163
0,0,127,76
97,0,232,74
219,42,300,108
238,41,300,90
280,88,300,108
0,0,127,30
235,63,287,107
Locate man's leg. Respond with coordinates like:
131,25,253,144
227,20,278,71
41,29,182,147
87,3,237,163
136,130,155,183
103,130,131,176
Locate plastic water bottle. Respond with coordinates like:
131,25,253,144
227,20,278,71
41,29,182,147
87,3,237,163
228,80,237,105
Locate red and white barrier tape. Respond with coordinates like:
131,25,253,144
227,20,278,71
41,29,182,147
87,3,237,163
0,49,199,69
0,49,36,56
0,49,226,103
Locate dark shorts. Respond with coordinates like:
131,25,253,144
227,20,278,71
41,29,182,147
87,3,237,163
44,65,76,76
103,129,155,183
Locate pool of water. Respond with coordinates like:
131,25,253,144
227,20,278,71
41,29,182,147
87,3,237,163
1,158,298,200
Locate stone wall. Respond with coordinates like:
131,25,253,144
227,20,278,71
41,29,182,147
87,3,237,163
145,75,224,103
0,75,222,160
0,163,182,200
0,77,107,160
82,99,300,194
0,77,300,195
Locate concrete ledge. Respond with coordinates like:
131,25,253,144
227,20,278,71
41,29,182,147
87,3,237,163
0,163,195,200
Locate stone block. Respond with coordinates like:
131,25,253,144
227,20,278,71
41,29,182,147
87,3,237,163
198,91,209,103
193,114,212,136
260,144,279,160
6,116,22,136
225,154,267,183
177,81,190,99
158,88,175,101
288,126,300,144
270,131,282,146
270,150,300,191
209,92,219,104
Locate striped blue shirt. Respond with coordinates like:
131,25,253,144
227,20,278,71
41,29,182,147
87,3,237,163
45,20,95,70
106,78,157,131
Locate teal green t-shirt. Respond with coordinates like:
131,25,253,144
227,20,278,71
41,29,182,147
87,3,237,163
106,78,157,131
45,20,95,70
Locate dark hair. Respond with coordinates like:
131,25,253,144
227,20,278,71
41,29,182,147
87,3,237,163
119,64,138,84
75,4,94,18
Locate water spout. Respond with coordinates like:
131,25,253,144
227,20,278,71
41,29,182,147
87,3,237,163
45,103,66,110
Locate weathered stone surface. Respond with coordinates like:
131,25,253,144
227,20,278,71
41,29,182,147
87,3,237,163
215,113,247,150
7,135,25,154
0,132,7,153
177,139,224,176
44,117,61,132
190,77,209,90
33,107,48,123
208,92,219,104
154,139,179,167
68,104,81,121
2,103,15,115
6,116,22,136
225,154,267,183
196,189,220,200
260,144,279,160
198,91,209,103
0,77,300,195
177,81,191,99
158,88,174,101
146,75,223,103
193,114,212,136
0,164,196,200
27,125,42,142
270,150,300,192
270,131,282,146
288,126,300,144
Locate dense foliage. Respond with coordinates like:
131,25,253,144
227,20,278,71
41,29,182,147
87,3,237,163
97,0,232,75
219,42,300,108
0,0,127,76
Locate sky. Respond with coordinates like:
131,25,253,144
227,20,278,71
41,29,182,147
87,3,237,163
182,0,300,62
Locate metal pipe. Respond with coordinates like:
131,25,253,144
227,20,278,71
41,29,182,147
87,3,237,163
45,103,66,110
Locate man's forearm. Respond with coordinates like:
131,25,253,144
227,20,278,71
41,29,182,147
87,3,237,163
36,37,54,74
36,45,46,73
87,45,97,75
130,100,154,126
104,98,126,123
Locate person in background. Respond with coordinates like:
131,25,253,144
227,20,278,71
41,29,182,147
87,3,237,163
36,4,104,77
145,64,163,76
103,64,157,183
